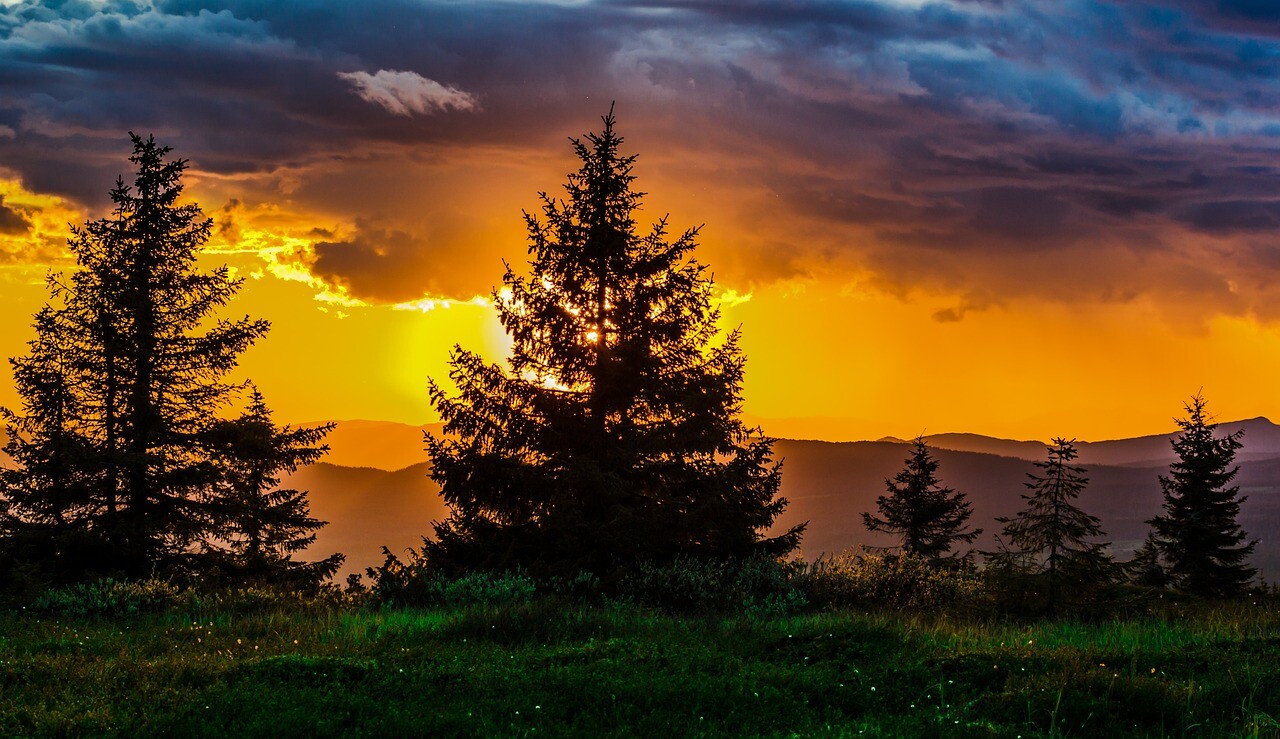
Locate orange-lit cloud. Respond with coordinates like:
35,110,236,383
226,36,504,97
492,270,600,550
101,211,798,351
0,176,82,267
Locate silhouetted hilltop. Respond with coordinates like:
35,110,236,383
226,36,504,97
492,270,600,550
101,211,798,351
299,420,446,471
316,417,1280,472
288,461,445,580
886,417,1280,467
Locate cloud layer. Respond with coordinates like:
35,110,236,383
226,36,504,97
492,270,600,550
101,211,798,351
1,0,1279,322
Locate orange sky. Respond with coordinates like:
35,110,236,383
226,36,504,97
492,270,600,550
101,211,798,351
2,164,1279,444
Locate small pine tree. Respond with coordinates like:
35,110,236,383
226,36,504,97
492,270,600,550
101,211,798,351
1,308,105,575
861,437,980,564
201,389,342,588
1148,394,1256,598
992,438,1111,614
422,108,801,578
1127,532,1171,589
2,308,94,529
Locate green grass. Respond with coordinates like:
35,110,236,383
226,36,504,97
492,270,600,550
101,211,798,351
1,601,1278,737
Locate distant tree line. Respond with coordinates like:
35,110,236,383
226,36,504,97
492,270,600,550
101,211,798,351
862,393,1258,607
0,118,1264,610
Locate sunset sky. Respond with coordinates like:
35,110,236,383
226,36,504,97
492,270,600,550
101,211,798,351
2,0,1280,442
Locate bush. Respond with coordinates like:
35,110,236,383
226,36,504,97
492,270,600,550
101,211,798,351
979,553,1137,618
364,546,806,615
431,571,537,608
363,549,538,608
31,579,181,620
618,555,807,616
798,550,981,610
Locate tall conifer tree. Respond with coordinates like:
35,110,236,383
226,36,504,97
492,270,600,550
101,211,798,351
992,438,1110,614
1148,394,1256,597
3,134,271,578
861,437,980,563
423,109,801,576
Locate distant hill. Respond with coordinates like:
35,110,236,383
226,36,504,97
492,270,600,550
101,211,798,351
289,429,1280,582
302,420,445,471
915,417,1280,467
289,461,446,581
314,417,1280,473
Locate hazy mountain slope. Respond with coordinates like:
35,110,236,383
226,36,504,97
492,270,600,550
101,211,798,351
315,417,1280,473
286,461,446,580
305,421,445,471
293,439,1280,581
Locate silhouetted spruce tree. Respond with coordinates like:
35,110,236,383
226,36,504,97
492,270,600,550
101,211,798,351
991,438,1111,614
861,437,980,564
2,133,271,578
423,108,801,577
1147,394,1256,597
201,389,342,588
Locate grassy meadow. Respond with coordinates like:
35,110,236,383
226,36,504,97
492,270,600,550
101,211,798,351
1,596,1278,737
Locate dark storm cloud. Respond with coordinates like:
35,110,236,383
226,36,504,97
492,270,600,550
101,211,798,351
0,196,31,235
308,218,496,304
311,225,439,304
1178,200,1280,234
2,0,1280,316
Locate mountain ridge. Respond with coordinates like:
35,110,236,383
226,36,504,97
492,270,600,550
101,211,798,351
306,416,1280,472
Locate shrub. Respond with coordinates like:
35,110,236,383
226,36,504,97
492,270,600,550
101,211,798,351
31,578,181,620
618,555,807,616
798,550,981,610
363,549,538,608
979,553,1138,618
542,570,602,600
431,571,537,608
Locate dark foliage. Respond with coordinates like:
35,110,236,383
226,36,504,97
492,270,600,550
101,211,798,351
861,437,980,564
988,438,1114,614
1127,532,1172,589
798,550,982,611
421,109,801,578
200,389,343,590
1,134,331,586
1148,394,1257,597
